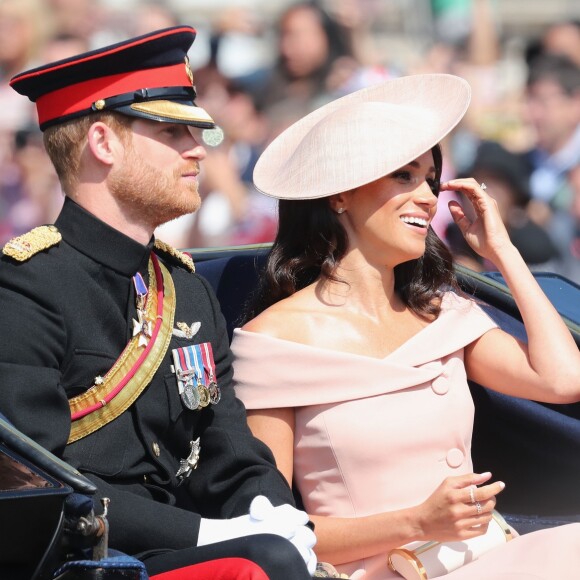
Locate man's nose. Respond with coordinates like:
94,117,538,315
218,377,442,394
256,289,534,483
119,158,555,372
184,140,207,161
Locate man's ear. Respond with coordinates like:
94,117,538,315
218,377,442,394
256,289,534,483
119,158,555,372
86,122,124,166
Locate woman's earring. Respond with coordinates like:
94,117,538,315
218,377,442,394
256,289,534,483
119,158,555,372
336,208,345,214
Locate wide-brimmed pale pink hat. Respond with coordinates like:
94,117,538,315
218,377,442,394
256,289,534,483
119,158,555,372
253,73,471,200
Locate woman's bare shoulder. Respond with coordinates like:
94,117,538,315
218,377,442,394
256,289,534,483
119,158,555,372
242,286,323,340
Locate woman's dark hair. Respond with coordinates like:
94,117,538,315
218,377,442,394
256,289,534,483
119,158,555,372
242,144,458,323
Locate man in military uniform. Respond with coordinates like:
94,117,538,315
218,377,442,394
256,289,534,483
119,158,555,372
0,26,316,579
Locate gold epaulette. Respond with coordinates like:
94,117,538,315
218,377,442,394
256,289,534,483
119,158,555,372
154,239,195,273
2,225,61,261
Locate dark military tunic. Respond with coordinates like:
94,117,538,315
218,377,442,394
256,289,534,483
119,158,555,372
0,197,294,555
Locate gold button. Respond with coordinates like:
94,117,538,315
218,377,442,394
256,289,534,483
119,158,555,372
152,442,160,457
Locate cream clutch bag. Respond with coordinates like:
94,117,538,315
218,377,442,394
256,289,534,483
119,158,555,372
387,511,513,580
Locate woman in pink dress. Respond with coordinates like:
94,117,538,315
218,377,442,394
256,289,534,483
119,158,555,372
231,74,580,579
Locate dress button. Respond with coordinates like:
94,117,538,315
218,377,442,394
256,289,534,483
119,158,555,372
446,448,464,468
152,442,161,457
431,375,449,395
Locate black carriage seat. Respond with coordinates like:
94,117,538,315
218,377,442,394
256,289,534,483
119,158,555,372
194,247,580,534
0,413,147,580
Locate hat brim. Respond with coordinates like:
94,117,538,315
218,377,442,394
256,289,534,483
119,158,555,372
253,74,471,200
120,100,215,128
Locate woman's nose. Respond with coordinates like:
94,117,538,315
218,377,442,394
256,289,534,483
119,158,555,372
415,180,438,206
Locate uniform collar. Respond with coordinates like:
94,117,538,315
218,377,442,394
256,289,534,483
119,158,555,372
55,197,153,276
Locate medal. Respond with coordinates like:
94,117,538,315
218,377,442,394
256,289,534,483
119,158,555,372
197,381,211,408
171,343,220,410
176,437,201,483
132,272,152,347
201,342,221,405
172,348,202,410
175,368,201,410
190,344,210,408
207,380,220,405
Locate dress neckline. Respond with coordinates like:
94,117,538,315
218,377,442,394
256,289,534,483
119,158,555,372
234,293,457,362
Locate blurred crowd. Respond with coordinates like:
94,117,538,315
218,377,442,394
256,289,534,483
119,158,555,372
0,0,579,282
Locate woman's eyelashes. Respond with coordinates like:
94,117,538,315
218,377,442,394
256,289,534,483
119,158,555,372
391,170,413,183
390,171,440,196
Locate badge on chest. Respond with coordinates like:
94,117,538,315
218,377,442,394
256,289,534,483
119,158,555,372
171,343,221,411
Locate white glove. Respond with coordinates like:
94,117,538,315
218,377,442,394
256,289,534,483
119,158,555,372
250,496,317,575
198,495,317,575
288,521,318,575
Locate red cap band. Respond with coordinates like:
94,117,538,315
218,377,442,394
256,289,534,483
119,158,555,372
35,62,190,126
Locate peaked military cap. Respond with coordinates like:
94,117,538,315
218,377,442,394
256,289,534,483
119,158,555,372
10,26,215,131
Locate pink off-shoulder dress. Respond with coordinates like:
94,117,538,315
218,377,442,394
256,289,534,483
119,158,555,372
232,292,580,579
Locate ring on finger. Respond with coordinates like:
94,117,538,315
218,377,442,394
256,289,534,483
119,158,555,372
469,485,476,504
475,501,483,515
480,182,487,190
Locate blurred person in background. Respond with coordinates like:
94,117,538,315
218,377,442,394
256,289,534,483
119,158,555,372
42,33,90,64
0,0,54,132
521,53,580,278
192,0,394,250
0,1,54,246
526,19,580,69
446,140,560,272
157,0,388,250
153,12,278,249
2,0,578,265
198,79,278,247
523,54,580,209
412,0,519,248
0,127,62,243
0,0,108,248
0,30,91,247
248,1,357,122
155,66,277,249
312,0,399,95
46,0,105,43
541,20,580,67
129,0,180,39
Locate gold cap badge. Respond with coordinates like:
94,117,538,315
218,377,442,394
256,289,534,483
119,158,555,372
184,56,194,87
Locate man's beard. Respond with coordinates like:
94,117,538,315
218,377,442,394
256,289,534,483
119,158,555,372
108,146,201,230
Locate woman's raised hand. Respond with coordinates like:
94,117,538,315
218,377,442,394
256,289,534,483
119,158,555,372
412,472,505,542
441,178,513,263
